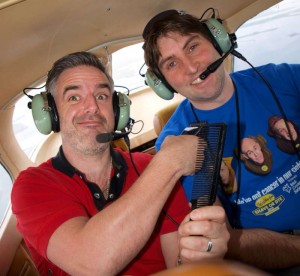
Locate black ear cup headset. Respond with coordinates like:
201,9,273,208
27,91,131,135
143,9,237,100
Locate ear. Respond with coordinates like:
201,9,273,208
241,153,248,161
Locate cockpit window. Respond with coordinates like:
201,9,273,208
234,0,300,71
0,163,12,226
112,42,146,93
13,87,47,160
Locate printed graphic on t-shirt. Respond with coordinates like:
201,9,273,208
236,134,272,175
237,160,300,217
220,157,237,194
252,194,285,216
267,115,300,154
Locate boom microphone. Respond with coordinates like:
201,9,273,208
96,118,135,143
96,131,131,143
199,44,235,80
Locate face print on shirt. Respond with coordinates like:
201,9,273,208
236,135,273,175
268,115,300,154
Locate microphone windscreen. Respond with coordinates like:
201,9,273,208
96,132,114,143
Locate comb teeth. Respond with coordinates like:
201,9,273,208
195,138,206,171
187,123,226,210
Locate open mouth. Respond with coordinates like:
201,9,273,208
191,77,204,85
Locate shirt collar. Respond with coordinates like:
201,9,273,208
52,145,127,178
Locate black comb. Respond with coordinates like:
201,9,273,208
182,123,226,210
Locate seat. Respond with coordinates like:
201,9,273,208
7,240,39,276
112,138,128,151
153,102,180,136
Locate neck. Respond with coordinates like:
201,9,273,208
62,144,112,186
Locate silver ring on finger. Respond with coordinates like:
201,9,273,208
206,239,213,252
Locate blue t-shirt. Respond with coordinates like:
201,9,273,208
155,63,300,232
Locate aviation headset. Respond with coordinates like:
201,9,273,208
30,91,130,135
143,9,236,100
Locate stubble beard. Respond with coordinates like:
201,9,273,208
63,129,108,156
204,71,225,102
192,71,226,108
62,114,111,156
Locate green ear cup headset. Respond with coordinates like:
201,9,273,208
31,92,59,135
145,69,175,100
203,17,233,55
30,91,130,135
113,91,131,131
143,9,236,100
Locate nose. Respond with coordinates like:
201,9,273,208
185,56,199,75
282,129,289,136
84,95,100,113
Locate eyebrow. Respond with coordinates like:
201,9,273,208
62,82,111,96
63,85,79,95
159,35,199,69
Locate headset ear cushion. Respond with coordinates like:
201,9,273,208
145,69,174,100
31,93,53,135
31,92,59,134
202,18,232,55
113,92,130,131
47,93,60,132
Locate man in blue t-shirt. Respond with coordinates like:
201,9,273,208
142,9,300,273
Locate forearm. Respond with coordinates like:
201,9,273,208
48,151,185,275
98,153,184,271
226,228,300,270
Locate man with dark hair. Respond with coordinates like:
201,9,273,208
143,9,300,273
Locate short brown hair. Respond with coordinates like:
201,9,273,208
46,51,114,97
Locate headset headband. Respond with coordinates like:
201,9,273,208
143,10,184,39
